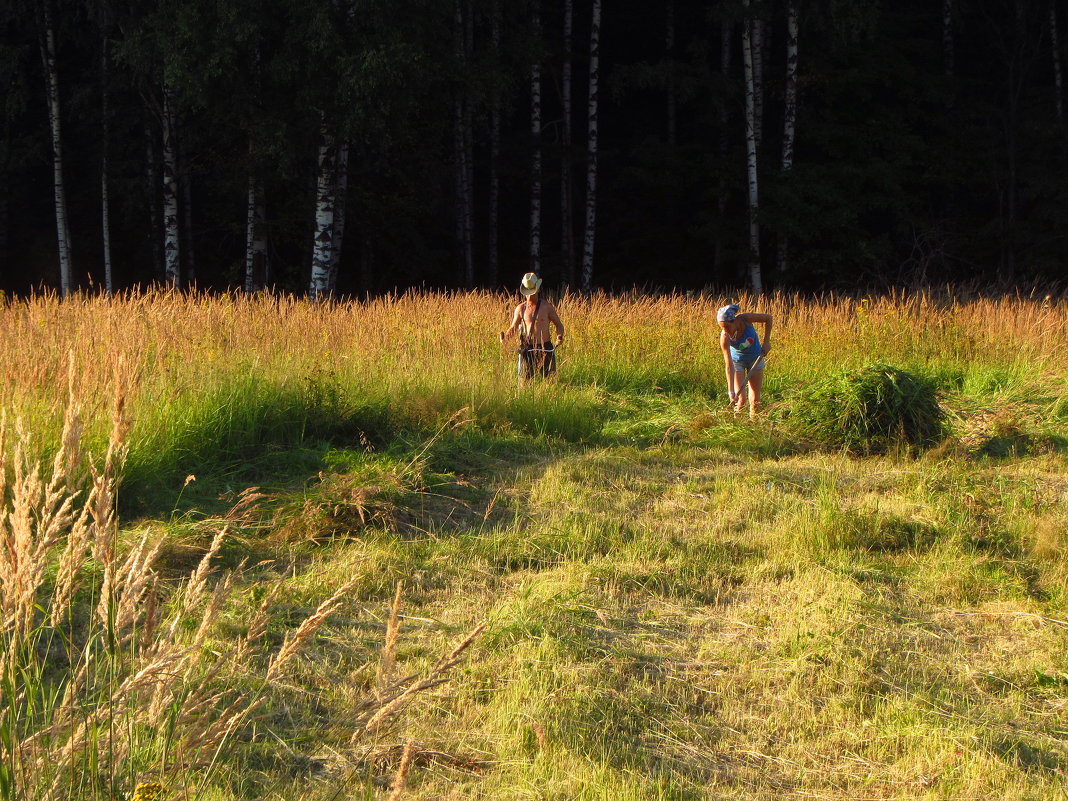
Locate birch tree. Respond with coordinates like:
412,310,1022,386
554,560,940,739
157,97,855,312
529,0,542,276
309,121,338,300
37,0,73,296
580,0,601,294
244,172,267,293
161,82,181,288
742,0,763,294
777,3,799,275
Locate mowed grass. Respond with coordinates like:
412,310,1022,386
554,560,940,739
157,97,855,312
1,288,1066,800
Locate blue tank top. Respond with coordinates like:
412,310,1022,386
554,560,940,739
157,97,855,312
728,323,762,363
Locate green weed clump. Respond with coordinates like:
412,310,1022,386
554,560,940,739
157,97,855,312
788,363,946,454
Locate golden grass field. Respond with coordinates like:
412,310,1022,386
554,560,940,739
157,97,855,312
0,289,1066,800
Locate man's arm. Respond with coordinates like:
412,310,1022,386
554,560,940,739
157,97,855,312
548,303,564,345
500,305,523,342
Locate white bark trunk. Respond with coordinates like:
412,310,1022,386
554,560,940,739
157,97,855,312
742,3,763,295
245,173,267,293
1052,1,1064,119
488,1,501,287
40,0,73,297
581,0,601,294
777,3,799,275
561,0,574,286
328,141,349,293
530,0,543,276
309,123,337,300
161,83,181,288
101,46,113,294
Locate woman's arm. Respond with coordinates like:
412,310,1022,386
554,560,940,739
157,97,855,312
721,330,737,401
743,313,772,353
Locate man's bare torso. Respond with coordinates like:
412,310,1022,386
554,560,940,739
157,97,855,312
516,298,557,343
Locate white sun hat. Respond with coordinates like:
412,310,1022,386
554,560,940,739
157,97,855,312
716,303,740,322
520,272,543,296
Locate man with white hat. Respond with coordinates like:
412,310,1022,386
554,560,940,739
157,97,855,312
500,272,565,382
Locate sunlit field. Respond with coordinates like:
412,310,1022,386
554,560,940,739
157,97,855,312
1,288,1066,800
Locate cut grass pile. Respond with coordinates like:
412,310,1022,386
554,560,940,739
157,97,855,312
785,363,946,454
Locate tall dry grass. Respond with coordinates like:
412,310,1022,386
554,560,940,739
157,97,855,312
0,288,1063,516
1,288,1062,445
0,385,483,800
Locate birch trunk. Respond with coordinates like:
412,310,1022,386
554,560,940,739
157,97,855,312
101,45,113,294
666,0,676,146
328,141,349,294
245,173,267,293
161,83,181,288
561,0,575,286
488,1,501,287
39,0,73,297
742,3,763,295
1052,0,1063,119
145,123,163,282
309,123,338,300
715,19,731,273
777,3,799,276
529,0,543,276
580,0,601,294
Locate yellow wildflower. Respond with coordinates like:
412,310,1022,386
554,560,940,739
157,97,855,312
131,781,163,801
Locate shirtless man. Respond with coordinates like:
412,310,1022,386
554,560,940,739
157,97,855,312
500,272,565,382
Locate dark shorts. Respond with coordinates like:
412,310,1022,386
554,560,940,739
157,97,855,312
518,342,556,380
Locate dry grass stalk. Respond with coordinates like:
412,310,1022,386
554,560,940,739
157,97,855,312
359,621,487,735
266,579,357,681
385,738,415,801
377,581,404,697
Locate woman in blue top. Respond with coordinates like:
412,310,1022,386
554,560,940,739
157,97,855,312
717,303,772,416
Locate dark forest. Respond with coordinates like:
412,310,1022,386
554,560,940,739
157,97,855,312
2,0,1067,296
